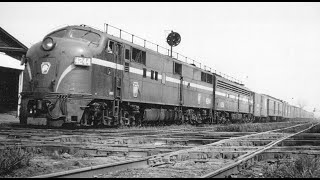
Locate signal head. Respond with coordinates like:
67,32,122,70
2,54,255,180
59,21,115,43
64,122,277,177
166,31,181,47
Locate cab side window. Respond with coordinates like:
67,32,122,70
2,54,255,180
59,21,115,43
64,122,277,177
107,40,115,54
201,72,206,82
102,40,116,62
207,74,213,84
125,49,130,60
173,62,182,75
201,72,213,84
131,47,146,65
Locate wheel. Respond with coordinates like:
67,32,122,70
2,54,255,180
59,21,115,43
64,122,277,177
130,117,136,126
175,119,182,125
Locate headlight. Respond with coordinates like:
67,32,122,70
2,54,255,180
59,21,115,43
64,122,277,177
74,57,91,66
42,37,55,51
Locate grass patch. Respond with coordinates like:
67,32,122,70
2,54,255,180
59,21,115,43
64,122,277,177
216,123,263,132
0,145,35,176
307,124,320,133
117,123,195,131
262,155,320,178
115,119,311,133
214,121,304,132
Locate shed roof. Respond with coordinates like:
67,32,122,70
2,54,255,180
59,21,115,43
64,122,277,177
0,26,28,60
0,53,24,70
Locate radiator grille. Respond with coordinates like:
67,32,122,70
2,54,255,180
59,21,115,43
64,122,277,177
217,80,251,96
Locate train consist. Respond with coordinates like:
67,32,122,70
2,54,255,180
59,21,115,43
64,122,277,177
19,24,314,127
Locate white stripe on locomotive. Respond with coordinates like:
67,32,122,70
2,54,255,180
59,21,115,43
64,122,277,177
53,57,239,94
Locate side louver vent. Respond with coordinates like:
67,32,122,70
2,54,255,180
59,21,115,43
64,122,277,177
124,62,129,72
217,80,251,96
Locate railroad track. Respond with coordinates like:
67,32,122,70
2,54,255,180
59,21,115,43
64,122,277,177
30,122,319,178
200,122,319,178
1,124,256,175
1,123,257,149
234,124,320,178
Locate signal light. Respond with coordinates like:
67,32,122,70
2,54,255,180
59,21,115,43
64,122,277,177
42,37,55,51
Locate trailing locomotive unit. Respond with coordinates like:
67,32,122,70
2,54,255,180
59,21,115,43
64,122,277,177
214,75,253,124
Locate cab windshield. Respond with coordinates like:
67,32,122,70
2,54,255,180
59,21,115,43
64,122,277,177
48,29,67,38
70,28,101,47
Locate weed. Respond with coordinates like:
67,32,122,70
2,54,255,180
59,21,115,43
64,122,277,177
262,155,320,178
0,145,34,176
214,121,305,132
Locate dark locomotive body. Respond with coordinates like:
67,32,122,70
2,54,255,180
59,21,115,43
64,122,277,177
214,75,253,123
19,25,314,127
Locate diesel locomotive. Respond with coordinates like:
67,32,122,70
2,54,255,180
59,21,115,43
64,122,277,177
18,24,314,127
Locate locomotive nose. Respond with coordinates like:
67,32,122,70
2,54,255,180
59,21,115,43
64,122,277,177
54,41,94,94
27,37,94,93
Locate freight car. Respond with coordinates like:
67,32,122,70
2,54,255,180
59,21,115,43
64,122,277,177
18,24,313,127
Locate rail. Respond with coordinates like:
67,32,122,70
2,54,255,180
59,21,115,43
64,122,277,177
200,122,320,178
103,23,243,85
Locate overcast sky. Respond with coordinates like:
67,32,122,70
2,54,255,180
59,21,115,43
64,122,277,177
1,2,319,114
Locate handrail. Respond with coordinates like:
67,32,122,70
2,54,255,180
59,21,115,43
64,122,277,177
104,23,243,85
